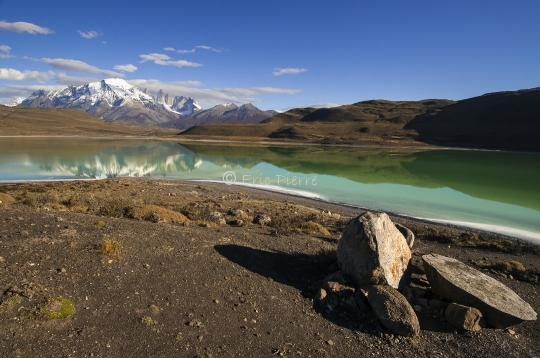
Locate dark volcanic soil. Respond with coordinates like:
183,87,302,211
0,179,539,357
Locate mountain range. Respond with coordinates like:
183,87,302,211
16,78,276,128
181,87,540,150
165,103,278,130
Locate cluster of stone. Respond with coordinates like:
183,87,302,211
315,211,537,337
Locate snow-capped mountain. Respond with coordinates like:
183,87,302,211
4,97,25,107
19,78,201,125
16,78,278,128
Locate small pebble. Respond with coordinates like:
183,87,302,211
327,340,334,346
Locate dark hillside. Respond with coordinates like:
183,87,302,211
406,88,540,150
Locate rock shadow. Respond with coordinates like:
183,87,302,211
214,244,323,297
215,244,454,336
214,244,371,333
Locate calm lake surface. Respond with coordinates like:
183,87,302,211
1,137,539,242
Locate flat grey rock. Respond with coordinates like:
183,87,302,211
422,253,537,328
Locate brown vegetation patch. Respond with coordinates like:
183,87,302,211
0,193,15,204
96,238,123,259
127,204,190,224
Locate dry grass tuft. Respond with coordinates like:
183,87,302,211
141,316,157,325
0,193,16,205
300,221,331,236
127,205,190,224
96,239,122,259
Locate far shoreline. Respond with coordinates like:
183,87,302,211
1,134,529,153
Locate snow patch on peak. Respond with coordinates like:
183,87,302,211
4,97,25,107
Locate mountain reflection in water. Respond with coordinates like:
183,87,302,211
1,137,539,241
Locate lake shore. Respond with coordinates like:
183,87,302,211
1,179,539,357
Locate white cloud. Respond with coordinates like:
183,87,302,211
0,68,55,81
164,46,220,54
139,53,171,62
139,53,202,68
0,20,53,34
273,67,308,76
114,64,137,72
77,30,99,39
55,73,101,86
25,57,124,77
196,45,222,53
0,45,13,59
128,79,301,107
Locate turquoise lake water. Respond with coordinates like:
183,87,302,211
0,137,539,242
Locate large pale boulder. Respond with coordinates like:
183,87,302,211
366,285,420,337
337,212,411,289
422,254,537,328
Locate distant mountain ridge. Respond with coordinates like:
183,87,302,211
182,87,540,151
166,103,278,129
17,78,275,128
20,78,185,125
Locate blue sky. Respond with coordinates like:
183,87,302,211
1,1,539,111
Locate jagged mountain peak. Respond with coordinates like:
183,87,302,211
15,79,276,128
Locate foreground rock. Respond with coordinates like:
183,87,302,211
395,223,414,248
423,254,537,328
445,303,486,332
337,212,411,289
366,285,420,337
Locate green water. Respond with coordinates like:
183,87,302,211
0,137,539,242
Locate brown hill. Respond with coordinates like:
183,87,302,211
405,88,540,150
0,105,176,136
181,88,540,150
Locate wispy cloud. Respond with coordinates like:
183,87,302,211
77,30,99,39
139,53,202,68
0,20,53,34
24,57,124,77
129,79,301,107
196,45,222,53
273,67,308,76
164,46,221,54
0,68,55,82
114,64,137,72
0,44,13,59
55,73,101,86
